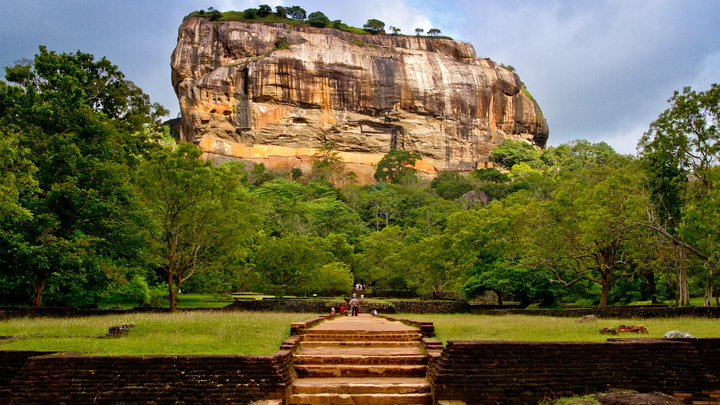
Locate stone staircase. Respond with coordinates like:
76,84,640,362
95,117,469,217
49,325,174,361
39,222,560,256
289,317,432,405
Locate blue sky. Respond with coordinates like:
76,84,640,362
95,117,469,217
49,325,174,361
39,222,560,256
2,0,718,154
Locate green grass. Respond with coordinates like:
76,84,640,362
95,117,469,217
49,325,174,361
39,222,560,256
400,314,720,344
0,311,317,355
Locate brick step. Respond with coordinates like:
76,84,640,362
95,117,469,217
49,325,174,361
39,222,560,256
295,364,427,378
292,377,430,395
299,347,422,357
305,329,420,336
288,393,432,405
300,341,419,348
294,354,427,365
303,333,422,341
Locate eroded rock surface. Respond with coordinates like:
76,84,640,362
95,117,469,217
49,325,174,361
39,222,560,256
171,17,549,182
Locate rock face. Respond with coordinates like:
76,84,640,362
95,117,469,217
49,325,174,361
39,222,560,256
171,17,549,182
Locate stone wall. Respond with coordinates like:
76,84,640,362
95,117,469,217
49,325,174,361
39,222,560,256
471,305,720,318
3,303,720,320
0,351,294,404
430,339,715,404
225,299,470,314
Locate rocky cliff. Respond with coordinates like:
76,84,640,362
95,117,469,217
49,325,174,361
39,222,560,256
171,17,549,182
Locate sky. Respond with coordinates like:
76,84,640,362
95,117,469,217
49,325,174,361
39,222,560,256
1,0,719,155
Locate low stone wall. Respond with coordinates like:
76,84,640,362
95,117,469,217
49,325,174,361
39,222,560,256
4,303,720,320
0,350,295,404
471,305,720,318
224,299,469,314
430,339,715,404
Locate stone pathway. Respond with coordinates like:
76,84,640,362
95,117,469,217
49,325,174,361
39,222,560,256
288,314,432,405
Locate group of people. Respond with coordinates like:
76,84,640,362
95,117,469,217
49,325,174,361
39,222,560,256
331,293,378,317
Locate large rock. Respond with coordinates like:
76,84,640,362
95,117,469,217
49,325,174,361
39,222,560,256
171,17,549,182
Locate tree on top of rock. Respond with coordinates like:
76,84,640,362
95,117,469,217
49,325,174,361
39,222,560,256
257,4,272,17
428,28,441,36
364,19,386,34
307,11,330,28
286,6,307,20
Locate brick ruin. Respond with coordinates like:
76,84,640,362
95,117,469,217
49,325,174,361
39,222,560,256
1,316,719,404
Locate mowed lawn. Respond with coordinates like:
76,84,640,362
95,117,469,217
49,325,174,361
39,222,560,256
0,311,317,355
400,314,720,343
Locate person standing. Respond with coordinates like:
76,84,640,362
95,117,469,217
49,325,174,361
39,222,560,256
350,294,359,316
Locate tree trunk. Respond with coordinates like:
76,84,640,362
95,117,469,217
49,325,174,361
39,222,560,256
600,269,611,307
31,272,50,308
704,268,713,307
168,269,177,312
600,280,610,307
644,271,657,304
678,247,690,306
494,290,503,306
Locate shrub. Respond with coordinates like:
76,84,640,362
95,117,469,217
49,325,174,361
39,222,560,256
243,8,258,19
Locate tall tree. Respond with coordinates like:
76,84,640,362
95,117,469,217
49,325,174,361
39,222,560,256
638,84,720,305
0,47,166,307
526,157,647,306
135,144,256,311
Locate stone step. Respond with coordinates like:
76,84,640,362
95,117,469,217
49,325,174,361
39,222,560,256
298,346,422,357
292,377,430,395
305,329,419,336
294,354,427,365
295,364,427,378
300,341,419,348
302,333,422,341
288,393,433,405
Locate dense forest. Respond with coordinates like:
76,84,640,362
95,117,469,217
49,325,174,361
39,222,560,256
1,48,718,310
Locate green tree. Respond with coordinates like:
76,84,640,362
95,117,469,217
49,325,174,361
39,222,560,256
415,28,424,36
355,226,413,294
364,19,386,34
135,144,256,311
314,262,354,296
311,141,346,184
638,84,720,306
243,8,258,19
275,6,287,18
428,28,441,36
541,140,617,174
526,158,647,306
307,11,330,28
257,4,272,17
286,6,307,20
388,26,401,35
430,171,473,200
374,149,422,184
0,47,165,307
403,234,463,298
253,234,332,296
490,139,541,169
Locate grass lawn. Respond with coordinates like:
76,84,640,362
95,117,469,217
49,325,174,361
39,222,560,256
0,311,317,355
400,314,720,343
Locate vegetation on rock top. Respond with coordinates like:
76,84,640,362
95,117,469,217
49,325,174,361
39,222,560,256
184,5,448,39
